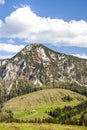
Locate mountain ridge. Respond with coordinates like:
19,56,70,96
0,43,87,100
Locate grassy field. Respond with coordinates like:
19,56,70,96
3,89,87,121
0,123,87,130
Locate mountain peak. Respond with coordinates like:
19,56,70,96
0,43,87,98
21,43,44,53
21,43,50,63
22,43,59,57
25,43,43,49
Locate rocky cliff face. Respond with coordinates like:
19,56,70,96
0,43,87,96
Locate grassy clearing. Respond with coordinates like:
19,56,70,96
0,123,87,130
13,108,52,120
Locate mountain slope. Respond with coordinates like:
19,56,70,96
0,43,87,99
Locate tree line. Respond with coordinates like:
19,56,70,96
48,101,87,126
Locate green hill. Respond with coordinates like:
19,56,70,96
3,88,86,111
3,88,87,121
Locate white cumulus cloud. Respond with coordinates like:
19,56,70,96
71,53,87,59
0,0,5,5
0,5,87,47
0,54,14,59
7,39,15,44
0,43,25,53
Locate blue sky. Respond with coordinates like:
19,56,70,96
0,0,87,59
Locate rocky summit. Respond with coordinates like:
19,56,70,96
0,43,87,98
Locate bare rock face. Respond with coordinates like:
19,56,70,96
0,43,87,95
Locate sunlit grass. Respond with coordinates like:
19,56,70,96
0,123,87,130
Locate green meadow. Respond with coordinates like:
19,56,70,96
2,88,86,122
0,123,87,130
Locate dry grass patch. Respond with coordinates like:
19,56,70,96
3,89,86,111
